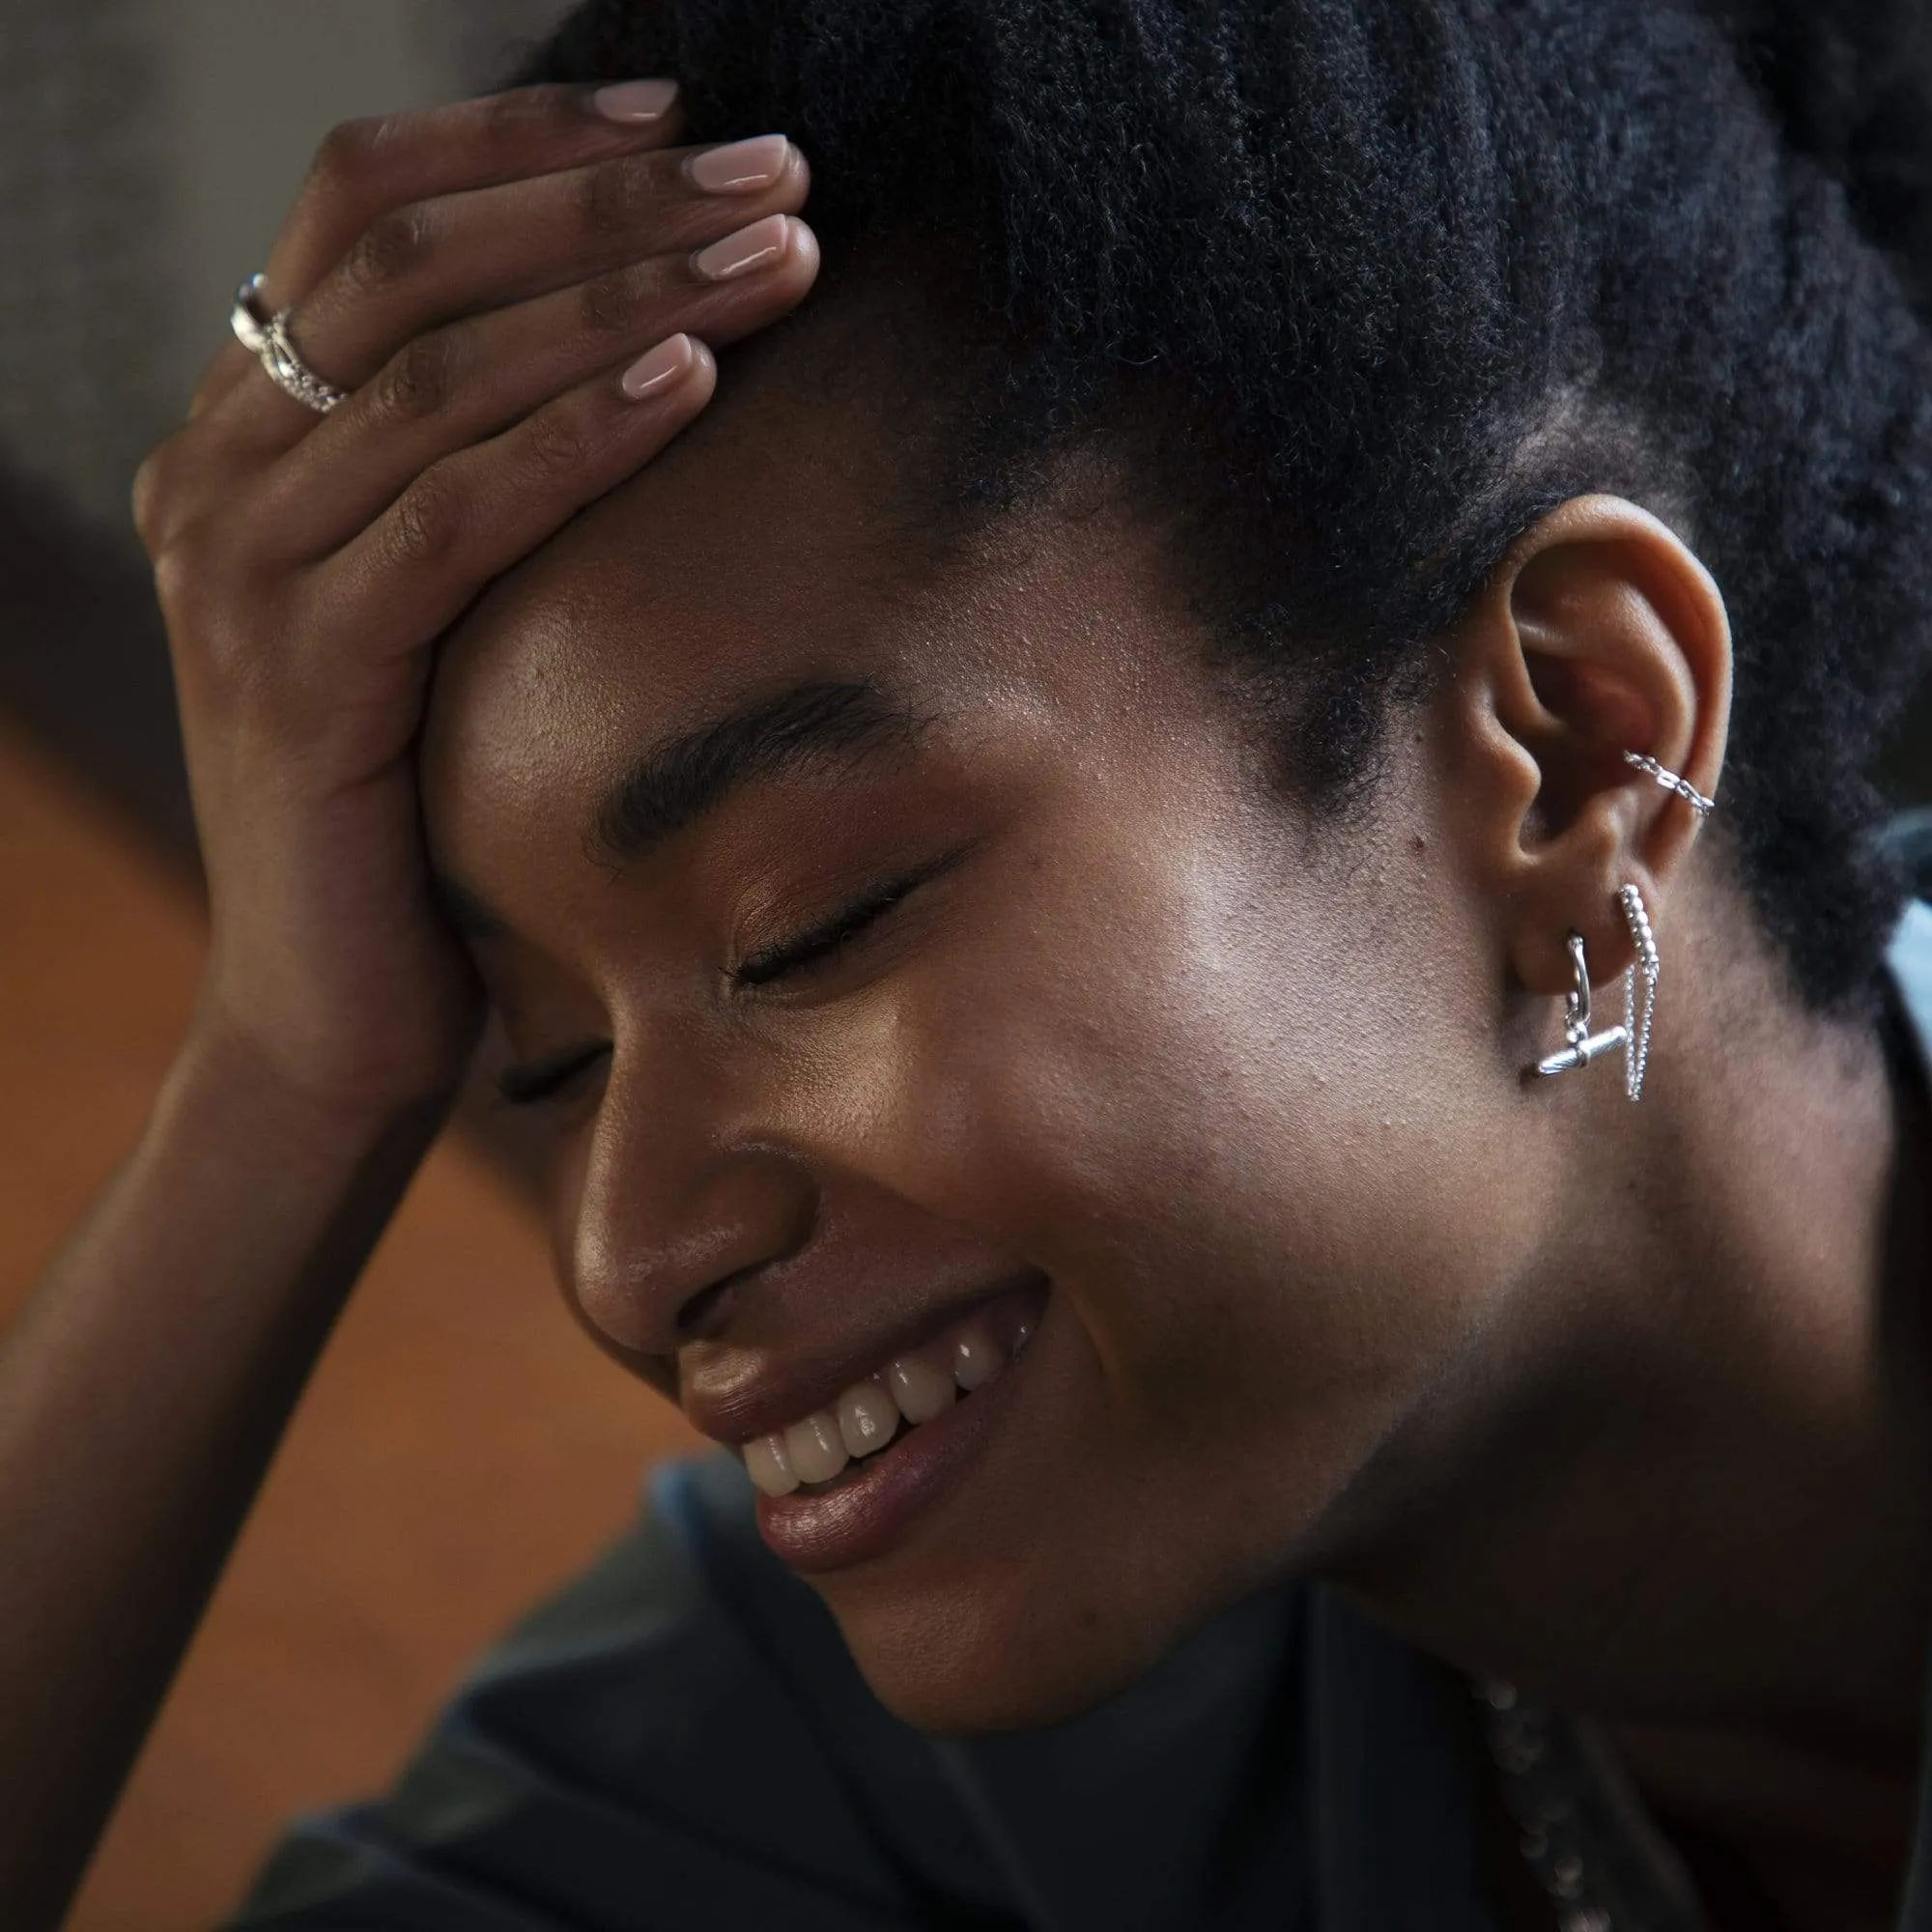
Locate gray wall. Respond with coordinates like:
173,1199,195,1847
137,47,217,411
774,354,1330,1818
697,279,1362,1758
0,0,573,526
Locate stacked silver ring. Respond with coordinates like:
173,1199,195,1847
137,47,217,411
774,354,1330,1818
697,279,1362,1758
229,273,348,415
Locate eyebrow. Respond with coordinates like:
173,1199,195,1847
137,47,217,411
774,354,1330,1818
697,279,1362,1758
589,676,930,866
432,678,930,943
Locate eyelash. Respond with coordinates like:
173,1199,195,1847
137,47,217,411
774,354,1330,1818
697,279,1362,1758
495,858,955,1108
496,1042,608,1109
730,861,946,989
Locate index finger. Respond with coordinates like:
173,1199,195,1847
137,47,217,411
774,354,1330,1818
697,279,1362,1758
198,81,686,418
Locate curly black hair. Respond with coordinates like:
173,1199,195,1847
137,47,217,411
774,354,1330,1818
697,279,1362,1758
526,0,1932,1014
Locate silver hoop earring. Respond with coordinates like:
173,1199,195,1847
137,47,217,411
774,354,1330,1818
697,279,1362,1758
1535,933,1629,1082
1533,885,1661,1101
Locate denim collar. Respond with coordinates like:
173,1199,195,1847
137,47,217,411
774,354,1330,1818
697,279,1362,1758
1885,897,1932,1931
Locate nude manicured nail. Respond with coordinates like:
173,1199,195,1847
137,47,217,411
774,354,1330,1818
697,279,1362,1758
683,133,790,193
593,78,679,123
621,333,693,399
693,214,791,281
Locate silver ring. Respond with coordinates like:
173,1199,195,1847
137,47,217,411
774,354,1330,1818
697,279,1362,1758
229,272,347,415
229,274,273,355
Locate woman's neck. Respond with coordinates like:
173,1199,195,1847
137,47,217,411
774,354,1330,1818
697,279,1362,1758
1329,900,1932,1919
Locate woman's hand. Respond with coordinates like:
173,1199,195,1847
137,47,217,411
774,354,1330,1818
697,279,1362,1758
134,82,818,1122
0,86,822,1929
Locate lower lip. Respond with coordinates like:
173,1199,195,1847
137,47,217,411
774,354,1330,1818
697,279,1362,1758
753,1305,1040,1576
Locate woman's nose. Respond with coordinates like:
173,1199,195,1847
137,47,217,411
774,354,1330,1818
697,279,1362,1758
563,1064,817,1357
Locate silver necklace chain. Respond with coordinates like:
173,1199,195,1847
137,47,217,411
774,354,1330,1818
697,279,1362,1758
1474,1680,1710,1932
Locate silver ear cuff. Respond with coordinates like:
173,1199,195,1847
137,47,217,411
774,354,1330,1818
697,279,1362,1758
1535,884,1661,1101
1623,750,1714,817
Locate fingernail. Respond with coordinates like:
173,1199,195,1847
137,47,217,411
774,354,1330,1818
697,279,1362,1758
593,78,679,123
621,333,694,399
693,214,790,281
683,133,790,194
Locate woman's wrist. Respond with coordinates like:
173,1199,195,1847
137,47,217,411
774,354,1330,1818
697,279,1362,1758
171,989,469,1169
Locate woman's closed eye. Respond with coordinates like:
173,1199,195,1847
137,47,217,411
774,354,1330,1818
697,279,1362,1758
496,1041,611,1109
730,850,964,990
495,851,966,1108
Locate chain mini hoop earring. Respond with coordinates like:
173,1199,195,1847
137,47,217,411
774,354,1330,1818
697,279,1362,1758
1534,886,1662,1100
1534,932,1630,1082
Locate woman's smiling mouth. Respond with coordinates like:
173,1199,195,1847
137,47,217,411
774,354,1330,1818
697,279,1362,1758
729,1275,1048,1573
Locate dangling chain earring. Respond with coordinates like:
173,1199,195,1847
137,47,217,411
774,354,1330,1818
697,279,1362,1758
1532,752,1703,1102
1616,884,1660,1101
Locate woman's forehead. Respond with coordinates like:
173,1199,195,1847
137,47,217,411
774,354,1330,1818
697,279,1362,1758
412,373,1264,970
423,387,928,807
420,379,1179,838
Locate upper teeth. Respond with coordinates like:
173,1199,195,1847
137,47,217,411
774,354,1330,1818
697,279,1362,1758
742,1313,1032,1498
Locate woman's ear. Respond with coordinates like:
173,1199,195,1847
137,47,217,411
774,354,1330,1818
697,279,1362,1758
1436,494,1732,997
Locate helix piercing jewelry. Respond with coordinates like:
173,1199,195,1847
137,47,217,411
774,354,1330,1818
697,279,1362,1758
1534,884,1662,1100
1623,750,1715,817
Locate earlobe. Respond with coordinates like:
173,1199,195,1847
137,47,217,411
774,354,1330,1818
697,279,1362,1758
1441,495,1731,998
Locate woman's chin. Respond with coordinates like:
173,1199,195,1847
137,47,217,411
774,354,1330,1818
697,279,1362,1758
824,1579,1183,1736
852,1638,1162,1737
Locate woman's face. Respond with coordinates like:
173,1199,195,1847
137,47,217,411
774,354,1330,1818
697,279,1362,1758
419,323,1546,1732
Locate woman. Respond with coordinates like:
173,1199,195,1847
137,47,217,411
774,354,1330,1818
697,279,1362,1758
4,0,1931,1925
